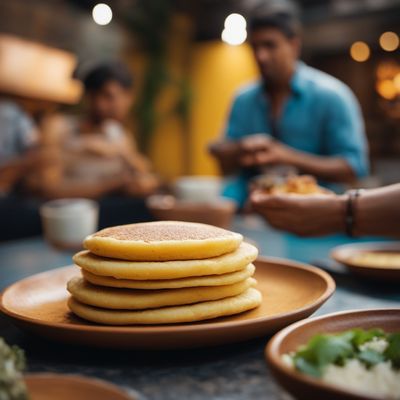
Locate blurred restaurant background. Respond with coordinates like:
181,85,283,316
0,0,400,241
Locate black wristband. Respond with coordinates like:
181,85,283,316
345,189,363,237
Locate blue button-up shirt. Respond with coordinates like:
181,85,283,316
222,62,369,206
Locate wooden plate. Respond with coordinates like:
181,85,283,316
331,242,400,281
25,373,134,399
0,258,335,349
266,309,400,400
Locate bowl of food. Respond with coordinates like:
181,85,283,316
331,242,400,282
266,309,400,400
251,174,333,195
146,195,236,229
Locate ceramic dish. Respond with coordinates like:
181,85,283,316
0,257,335,349
266,308,400,400
331,242,400,282
25,373,134,400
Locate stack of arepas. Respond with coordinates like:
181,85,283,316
67,221,262,325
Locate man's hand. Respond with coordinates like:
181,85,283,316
250,190,347,236
123,172,160,197
239,134,293,168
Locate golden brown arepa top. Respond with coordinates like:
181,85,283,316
84,221,243,261
94,221,238,242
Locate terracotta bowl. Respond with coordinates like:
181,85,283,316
24,373,134,399
266,309,400,400
331,242,400,282
146,195,236,229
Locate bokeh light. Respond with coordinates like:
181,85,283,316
376,79,397,100
224,13,247,31
221,28,247,46
222,13,247,46
92,3,112,26
376,61,399,80
379,31,399,52
394,73,400,92
350,41,370,62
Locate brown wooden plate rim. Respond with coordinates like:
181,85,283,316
24,373,134,399
0,256,335,333
331,242,400,269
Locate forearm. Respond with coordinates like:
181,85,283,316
354,184,400,237
288,148,356,183
208,141,241,175
121,151,151,174
39,179,124,200
0,154,37,191
0,163,25,183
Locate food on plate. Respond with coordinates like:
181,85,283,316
0,338,28,400
283,328,400,399
83,221,243,261
68,288,262,325
68,221,262,325
81,263,256,290
347,252,400,269
67,276,256,310
73,242,257,280
253,174,331,195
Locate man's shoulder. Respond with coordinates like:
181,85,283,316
301,64,356,103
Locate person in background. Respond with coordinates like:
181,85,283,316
209,0,369,208
0,100,40,195
251,184,400,238
26,62,159,199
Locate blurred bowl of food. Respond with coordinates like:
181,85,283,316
251,174,333,195
146,195,236,229
174,176,222,202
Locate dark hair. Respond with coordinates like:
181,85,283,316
83,62,133,92
248,0,301,38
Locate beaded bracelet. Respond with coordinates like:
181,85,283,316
345,188,363,237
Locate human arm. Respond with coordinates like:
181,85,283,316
238,134,356,182
211,133,357,183
82,121,153,174
212,82,369,182
209,140,241,175
318,85,369,182
24,148,125,199
250,184,400,238
36,178,125,199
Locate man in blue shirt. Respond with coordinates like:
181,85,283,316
210,1,369,207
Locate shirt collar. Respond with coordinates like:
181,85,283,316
290,61,307,96
255,61,307,103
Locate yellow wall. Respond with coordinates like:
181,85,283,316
147,14,193,181
189,41,258,176
145,40,259,181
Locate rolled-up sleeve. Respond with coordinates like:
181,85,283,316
323,87,369,178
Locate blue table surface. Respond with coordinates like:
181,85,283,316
0,215,399,400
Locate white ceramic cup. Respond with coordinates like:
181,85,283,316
40,199,99,249
174,176,222,203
